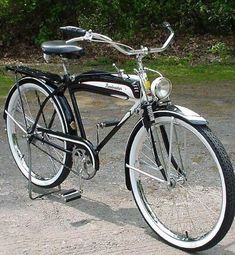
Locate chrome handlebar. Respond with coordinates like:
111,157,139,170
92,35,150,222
149,22,174,53
62,22,174,56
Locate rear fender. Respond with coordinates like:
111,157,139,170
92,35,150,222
3,77,76,134
124,104,207,191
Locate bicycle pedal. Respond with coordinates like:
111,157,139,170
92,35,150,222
60,188,81,202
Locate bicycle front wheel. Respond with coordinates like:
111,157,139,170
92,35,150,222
128,116,235,251
6,79,72,188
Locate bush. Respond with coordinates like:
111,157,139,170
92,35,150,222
0,0,234,46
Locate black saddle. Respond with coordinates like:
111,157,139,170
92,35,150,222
41,40,85,59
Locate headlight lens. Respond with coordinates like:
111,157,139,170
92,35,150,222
151,77,172,100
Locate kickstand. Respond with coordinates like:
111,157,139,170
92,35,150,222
27,139,61,200
27,140,81,201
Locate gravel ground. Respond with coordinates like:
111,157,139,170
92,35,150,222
0,80,235,255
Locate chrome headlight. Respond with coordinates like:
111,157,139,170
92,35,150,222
151,77,172,100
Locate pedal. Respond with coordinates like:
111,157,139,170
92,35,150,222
60,188,81,202
97,120,119,128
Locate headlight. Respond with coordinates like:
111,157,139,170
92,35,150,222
151,77,172,100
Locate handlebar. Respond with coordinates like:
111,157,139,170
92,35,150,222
60,22,174,56
60,26,86,37
149,22,174,54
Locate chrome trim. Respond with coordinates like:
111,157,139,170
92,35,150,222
66,23,174,56
126,163,166,184
5,110,27,134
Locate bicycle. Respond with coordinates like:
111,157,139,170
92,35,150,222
3,22,235,251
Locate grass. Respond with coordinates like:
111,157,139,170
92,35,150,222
121,59,235,84
152,63,235,84
0,59,235,98
0,67,14,98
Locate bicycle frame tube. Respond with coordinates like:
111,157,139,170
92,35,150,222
96,100,140,152
67,85,87,139
25,77,86,139
36,96,140,153
28,83,66,134
24,77,141,154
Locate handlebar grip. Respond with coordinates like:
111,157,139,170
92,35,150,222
162,22,171,28
60,26,87,37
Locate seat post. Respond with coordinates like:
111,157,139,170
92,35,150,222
62,58,69,75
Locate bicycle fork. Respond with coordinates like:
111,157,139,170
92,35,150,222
142,103,168,182
142,103,184,185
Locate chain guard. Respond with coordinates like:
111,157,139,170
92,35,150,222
72,139,99,180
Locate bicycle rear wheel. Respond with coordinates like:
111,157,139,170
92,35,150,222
128,116,235,251
6,79,72,188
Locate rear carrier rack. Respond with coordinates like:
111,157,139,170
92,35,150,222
6,65,62,84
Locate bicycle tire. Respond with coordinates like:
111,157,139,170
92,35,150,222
6,78,73,188
128,115,235,251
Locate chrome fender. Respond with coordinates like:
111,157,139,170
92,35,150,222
124,104,207,190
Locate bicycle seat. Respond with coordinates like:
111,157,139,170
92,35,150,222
41,40,85,59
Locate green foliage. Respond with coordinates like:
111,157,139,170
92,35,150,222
0,0,77,45
1,62,235,99
0,0,234,46
210,42,231,63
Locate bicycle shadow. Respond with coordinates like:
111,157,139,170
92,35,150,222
21,181,235,255
43,190,235,255
46,191,145,229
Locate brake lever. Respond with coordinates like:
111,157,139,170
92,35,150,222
162,21,171,28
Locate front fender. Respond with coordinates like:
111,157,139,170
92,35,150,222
154,104,207,125
124,104,207,191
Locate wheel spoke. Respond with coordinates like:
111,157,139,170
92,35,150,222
6,82,70,188
128,116,233,250
5,110,27,134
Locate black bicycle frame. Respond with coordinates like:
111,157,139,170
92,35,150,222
27,73,139,154
6,66,177,184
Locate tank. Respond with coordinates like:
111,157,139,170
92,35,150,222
72,70,141,101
